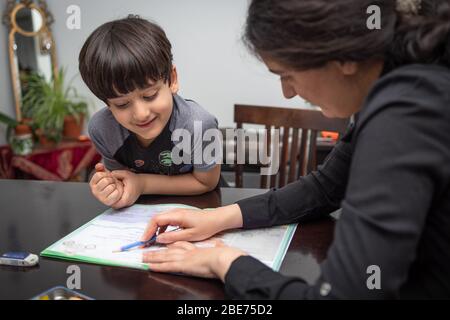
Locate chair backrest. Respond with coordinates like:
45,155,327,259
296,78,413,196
233,104,349,188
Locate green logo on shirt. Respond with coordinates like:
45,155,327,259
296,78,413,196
159,150,173,167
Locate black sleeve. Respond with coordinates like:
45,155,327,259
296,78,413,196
225,69,450,299
235,128,353,229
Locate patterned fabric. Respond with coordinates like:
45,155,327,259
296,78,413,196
0,140,101,181
0,146,14,179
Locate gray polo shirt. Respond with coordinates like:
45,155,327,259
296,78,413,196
88,94,220,175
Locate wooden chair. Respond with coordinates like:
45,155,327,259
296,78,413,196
233,104,349,188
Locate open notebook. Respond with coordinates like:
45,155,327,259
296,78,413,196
41,204,297,271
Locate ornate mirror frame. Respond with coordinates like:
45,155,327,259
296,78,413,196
2,0,58,122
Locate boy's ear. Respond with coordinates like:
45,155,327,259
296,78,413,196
170,65,179,94
333,61,358,76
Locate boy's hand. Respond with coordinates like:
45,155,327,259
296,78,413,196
110,170,144,209
90,163,124,207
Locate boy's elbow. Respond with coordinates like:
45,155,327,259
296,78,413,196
208,168,221,191
204,181,217,193
195,171,220,193
188,183,214,196
199,177,218,193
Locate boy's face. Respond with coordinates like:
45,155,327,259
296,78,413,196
107,67,179,147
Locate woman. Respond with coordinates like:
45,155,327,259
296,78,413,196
141,0,450,299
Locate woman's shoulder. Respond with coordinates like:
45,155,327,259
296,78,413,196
352,63,450,187
380,63,450,90
361,63,450,123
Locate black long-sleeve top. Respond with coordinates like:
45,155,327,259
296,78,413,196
225,64,450,299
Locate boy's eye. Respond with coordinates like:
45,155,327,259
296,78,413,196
143,92,158,101
115,102,129,109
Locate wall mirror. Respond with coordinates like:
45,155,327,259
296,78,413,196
2,0,58,121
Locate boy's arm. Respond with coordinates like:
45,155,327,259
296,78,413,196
139,164,221,195
109,165,220,208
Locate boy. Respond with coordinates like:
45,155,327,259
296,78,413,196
79,16,221,209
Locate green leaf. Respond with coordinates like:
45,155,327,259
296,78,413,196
0,112,19,127
19,67,91,143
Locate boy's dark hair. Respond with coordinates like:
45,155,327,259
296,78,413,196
79,15,173,102
244,0,450,70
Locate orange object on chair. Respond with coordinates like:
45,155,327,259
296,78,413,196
321,131,339,141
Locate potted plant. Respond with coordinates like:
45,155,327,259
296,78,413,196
63,101,88,139
21,68,89,146
0,111,34,155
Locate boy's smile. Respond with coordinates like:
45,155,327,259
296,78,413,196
107,67,179,147
135,116,157,129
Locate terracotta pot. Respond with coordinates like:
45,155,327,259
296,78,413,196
63,114,85,139
14,124,32,135
21,117,33,126
35,128,56,148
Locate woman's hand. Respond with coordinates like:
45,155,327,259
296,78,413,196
143,241,247,281
140,204,244,244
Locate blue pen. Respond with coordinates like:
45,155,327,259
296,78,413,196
114,235,157,253
113,227,180,253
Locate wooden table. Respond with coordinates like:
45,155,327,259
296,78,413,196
0,180,335,300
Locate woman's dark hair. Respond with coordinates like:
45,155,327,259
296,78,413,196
244,0,450,70
79,15,173,102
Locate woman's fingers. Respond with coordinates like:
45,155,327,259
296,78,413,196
144,246,223,279
167,241,196,250
143,249,185,263
140,219,159,242
141,209,212,243
156,229,194,244
156,225,168,239
214,239,226,247
140,209,184,241
148,262,183,274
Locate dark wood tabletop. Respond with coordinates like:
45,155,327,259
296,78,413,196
0,179,335,300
